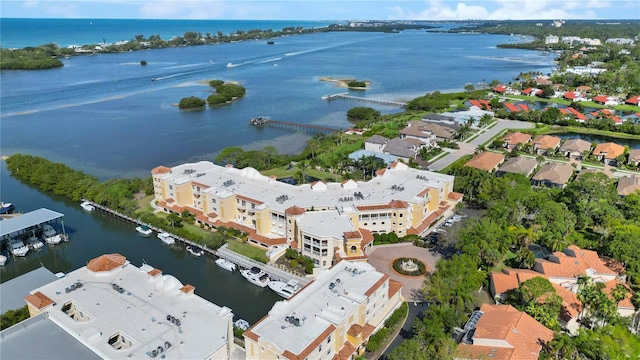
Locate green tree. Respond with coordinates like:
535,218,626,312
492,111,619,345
178,96,206,109
166,213,183,228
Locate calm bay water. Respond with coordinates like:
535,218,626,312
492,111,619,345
1,19,558,320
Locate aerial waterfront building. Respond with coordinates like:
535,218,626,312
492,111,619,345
243,260,403,360
20,254,235,360
152,160,462,269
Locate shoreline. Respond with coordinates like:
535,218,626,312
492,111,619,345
319,77,371,89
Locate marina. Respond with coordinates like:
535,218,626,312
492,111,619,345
322,92,408,108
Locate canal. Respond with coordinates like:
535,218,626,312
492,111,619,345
0,161,282,325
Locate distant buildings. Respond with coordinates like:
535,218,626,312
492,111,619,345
606,38,635,46
544,35,559,44
243,260,403,360
19,254,235,359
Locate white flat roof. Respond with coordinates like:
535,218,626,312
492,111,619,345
32,260,233,359
161,161,454,214
250,261,386,355
297,210,354,239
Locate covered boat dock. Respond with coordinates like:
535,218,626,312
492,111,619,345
0,208,66,243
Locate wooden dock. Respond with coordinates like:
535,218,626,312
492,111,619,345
80,200,216,256
249,117,339,134
322,92,407,108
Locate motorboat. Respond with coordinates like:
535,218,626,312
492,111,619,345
135,225,153,237
186,245,204,257
28,236,44,250
234,319,250,330
157,232,176,245
46,234,63,245
240,266,270,288
10,239,29,257
215,258,237,272
268,279,302,299
80,201,95,212
0,202,14,214
0,254,7,266
43,224,57,237
226,62,233,68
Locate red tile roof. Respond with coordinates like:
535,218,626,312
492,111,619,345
494,84,507,93
502,132,532,145
490,269,545,295
179,284,195,293
592,95,610,104
332,341,356,360
625,95,640,105
503,102,520,112
532,135,561,150
285,205,306,215
86,253,126,272
24,291,54,310
151,166,171,174
448,191,463,201
464,152,505,171
593,142,625,159
236,194,264,205
388,279,403,298
467,99,491,109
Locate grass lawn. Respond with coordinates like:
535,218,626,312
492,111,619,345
491,250,518,272
151,211,214,238
137,194,155,212
226,239,268,262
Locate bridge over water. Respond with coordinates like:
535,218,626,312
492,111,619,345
322,93,407,108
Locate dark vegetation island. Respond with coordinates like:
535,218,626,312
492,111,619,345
178,80,246,109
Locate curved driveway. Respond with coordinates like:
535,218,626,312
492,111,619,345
428,119,534,171
367,243,440,301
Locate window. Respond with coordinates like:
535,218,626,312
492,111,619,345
319,345,322,352
327,336,331,344
108,332,135,350
400,213,403,217
169,185,173,190
212,199,217,203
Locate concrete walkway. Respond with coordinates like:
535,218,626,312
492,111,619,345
367,243,440,301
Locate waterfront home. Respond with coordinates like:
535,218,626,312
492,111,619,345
628,149,640,167
617,175,640,196
492,84,507,93
243,261,403,360
559,107,588,122
455,304,554,360
364,135,388,152
575,85,592,93
588,109,622,124
621,112,640,124
535,77,552,86
501,132,532,151
503,102,530,113
522,87,543,97
559,138,592,160
496,156,539,177
421,112,457,124
464,152,505,172
562,91,586,101
441,108,494,125
592,142,626,165
490,245,634,334
593,94,619,106
625,95,640,106
20,254,235,360
399,121,437,147
152,161,461,269
531,135,562,155
531,162,574,188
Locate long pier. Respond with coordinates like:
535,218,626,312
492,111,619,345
249,116,339,134
322,93,407,108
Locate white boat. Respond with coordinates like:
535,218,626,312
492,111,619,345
215,258,237,272
80,201,95,212
10,239,29,257
234,319,250,330
28,236,44,250
43,224,57,237
157,232,176,245
135,225,153,237
268,279,302,299
186,245,204,257
46,234,63,245
0,202,15,214
226,62,233,68
0,254,7,266
240,266,270,288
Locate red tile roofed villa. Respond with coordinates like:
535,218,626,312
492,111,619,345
592,142,626,165
531,135,561,155
493,84,507,93
522,87,542,96
152,160,461,270
625,95,639,106
589,109,622,124
559,107,588,122
563,91,582,101
464,152,505,172
501,132,532,151
465,99,491,109
455,304,554,360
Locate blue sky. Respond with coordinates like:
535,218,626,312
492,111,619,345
2,0,638,20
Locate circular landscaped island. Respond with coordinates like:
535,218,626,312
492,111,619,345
392,257,428,277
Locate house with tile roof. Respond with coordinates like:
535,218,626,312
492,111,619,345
490,245,634,334
464,99,491,110
531,162,574,188
503,102,531,114
531,135,561,155
418,121,459,142
455,304,554,360
559,138,592,160
243,261,403,360
152,160,462,269
588,109,622,124
559,107,588,122
22,254,236,360
592,142,626,165
501,132,532,152
399,121,437,147
464,152,505,172
496,156,539,177
493,84,507,94
617,175,640,196
627,149,640,167
522,87,543,97
562,91,585,101
625,95,640,106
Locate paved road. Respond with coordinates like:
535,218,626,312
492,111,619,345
428,119,534,171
